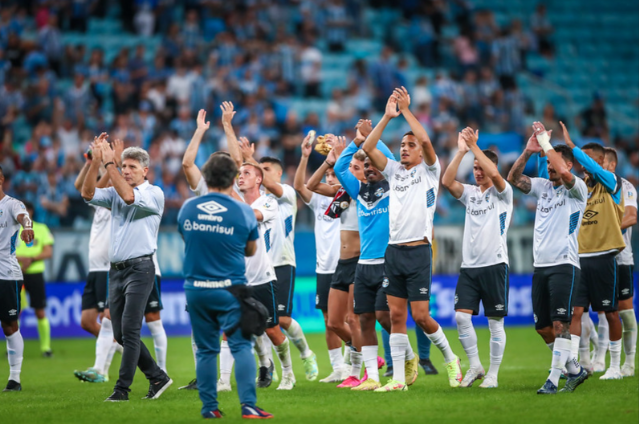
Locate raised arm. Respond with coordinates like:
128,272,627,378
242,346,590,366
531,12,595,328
507,134,541,194
333,137,361,198
238,136,284,198
100,142,135,204
362,95,399,170
307,149,341,197
81,134,107,201
182,109,210,190
221,102,242,168
442,131,469,199
394,86,436,166
622,205,637,230
533,121,576,189
74,160,91,191
294,133,314,204
465,127,507,192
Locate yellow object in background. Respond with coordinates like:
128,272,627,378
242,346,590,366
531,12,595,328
16,222,54,274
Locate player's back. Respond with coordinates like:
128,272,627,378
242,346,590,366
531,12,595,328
247,194,278,286
356,179,390,260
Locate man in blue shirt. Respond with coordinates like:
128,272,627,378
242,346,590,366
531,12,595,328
178,153,273,420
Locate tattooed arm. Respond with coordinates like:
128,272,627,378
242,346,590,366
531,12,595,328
508,150,533,194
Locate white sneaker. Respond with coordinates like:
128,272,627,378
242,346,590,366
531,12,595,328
599,367,623,380
217,379,232,392
621,363,635,378
319,367,347,383
276,372,296,390
479,374,498,388
592,360,606,373
460,367,485,388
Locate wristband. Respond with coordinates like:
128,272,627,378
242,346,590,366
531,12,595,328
104,161,115,168
535,131,552,153
325,161,334,168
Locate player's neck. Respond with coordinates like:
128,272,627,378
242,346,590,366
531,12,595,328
207,187,233,196
243,187,261,204
479,181,493,193
0,191,5,201
403,159,421,170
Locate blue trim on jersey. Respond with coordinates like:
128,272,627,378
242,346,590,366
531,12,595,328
568,211,580,235
499,212,507,235
264,228,272,252
284,215,293,238
154,276,163,309
10,230,18,255
426,188,435,207
568,266,575,312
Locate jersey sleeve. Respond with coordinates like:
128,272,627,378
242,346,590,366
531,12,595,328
192,176,207,197
380,158,400,180
572,146,619,195
425,156,441,177
496,182,513,204
303,191,316,207
528,178,546,198
623,180,637,209
334,141,362,199
278,184,297,206
568,177,588,201
458,184,474,206
10,199,28,222
255,195,279,224
133,186,165,215
86,187,115,208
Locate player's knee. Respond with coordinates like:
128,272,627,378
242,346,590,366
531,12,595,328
1,321,19,336
455,311,472,327
35,308,46,320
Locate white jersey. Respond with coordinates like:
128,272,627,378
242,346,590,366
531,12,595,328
88,206,111,272
529,177,588,268
0,195,27,281
381,158,441,244
305,193,341,274
340,198,358,231
458,183,513,268
247,194,278,286
617,178,636,266
271,184,297,268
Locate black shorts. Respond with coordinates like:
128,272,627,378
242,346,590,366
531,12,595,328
252,281,279,328
275,265,296,317
455,263,509,317
0,279,21,323
315,273,333,311
82,271,109,312
23,272,47,310
331,257,359,292
532,264,580,329
145,275,163,314
384,244,432,302
575,253,618,312
617,264,634,301
354,263,389,314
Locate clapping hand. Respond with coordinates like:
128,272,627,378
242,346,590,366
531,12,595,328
355,119,373,142
219,102,234,127
384,95,400,119
301,133,313,158
238,136,256,161
462,127,479,148
559,121,575,148
393,86,411,112
197,109,211,131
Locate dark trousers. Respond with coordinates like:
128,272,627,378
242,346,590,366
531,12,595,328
109,258,164,393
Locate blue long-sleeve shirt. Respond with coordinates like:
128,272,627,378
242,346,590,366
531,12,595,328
334,140,395,260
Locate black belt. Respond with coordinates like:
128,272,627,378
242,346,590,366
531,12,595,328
111,254,152,271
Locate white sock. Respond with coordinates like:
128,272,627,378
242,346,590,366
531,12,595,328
390,333,408,383
94,318,113,373
588,316,598,346
405,341,415,361
362,345,379,382
579,315,592,366
220,340,234,384
620,309,637,366
255,333,273,368
6,331,24,383
456,312,481,370
147,320,168,373
350,349,362,378
344,343,352,365
328,347,344,372
427,325,456,363
609,340,622,370
275,338,293,375
570,335,580,360
549,338,571,385
104,342,118,375
284,319,312,359
191,333,198,371
595,312,609,362
487,318,506,378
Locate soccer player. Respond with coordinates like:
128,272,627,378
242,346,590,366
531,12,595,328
293,133,345,382
178,153,273,419
15,201,54,357
507,122,589,394
307,137,364,386
0,165,34,392
442,127,512,388
333,121,419,391
603,147,636,377
558,124,626,380
362,88,462,392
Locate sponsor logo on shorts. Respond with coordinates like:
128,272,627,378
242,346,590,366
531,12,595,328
316,295,320,305
278,304,285,311
8,309,17,316
602,299,611,306
419,288,428,295
98,301,105,309
267,317,273,323
495,304,504,311
193,279,232,288
557,308,566,315
533,313,538,323
149,301,159,308
454,294,459,304
621,288,630,295
382,277,389,288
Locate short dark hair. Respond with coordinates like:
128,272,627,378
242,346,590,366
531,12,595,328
582,142,605,156
482,149,498,165
402,131,415,138
603,147,617,164
201,154,238,190
553,144,574,163
259,156,283,170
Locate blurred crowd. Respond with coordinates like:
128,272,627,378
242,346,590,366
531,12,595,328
0,0,636,229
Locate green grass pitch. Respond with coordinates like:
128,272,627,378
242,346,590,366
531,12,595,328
1,327,637,423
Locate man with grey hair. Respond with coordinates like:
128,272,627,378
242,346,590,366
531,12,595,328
82,133,171,402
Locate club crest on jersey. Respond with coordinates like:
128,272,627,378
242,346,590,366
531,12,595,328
485,193,490,203
0,209,3,217
183,220,192,231
375,188,384,198
410,168,417,178
382,277,389,288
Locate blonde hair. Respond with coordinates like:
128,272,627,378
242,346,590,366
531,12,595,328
353,150,367,162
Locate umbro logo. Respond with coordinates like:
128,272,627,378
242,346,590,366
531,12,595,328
197,200,228,215
278,304,285,311
533,313,538,323
8,309,17,316
583,210,598,221
557,308,566,314
267,317,273,323
419,288,428,295
454,294,459,304
149,301,159,308
602,299,611,306
315,295,320,305
621,288,630,295
495,304,504,311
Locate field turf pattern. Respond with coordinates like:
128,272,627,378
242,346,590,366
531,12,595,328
1,327,637,424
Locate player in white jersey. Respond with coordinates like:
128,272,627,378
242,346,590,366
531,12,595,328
603,148,637,377
0,165,34,391
442,127,513,389
294,132,347,383
508,123,589,394
362,88,462,392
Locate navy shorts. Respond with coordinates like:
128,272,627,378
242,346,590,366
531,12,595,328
0,279,21,323
315,273,333,311
82,271,109,312
275,265,295,317
455,263,509,317
23,272,47,310
575,253,617,312
617,264,634,301
354,263,389,314
532,264,580,329
331,257,358,292
252,281,279,328
384,244,432,302
145,275,163,314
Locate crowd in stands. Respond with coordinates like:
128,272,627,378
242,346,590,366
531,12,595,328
0,0,636,229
